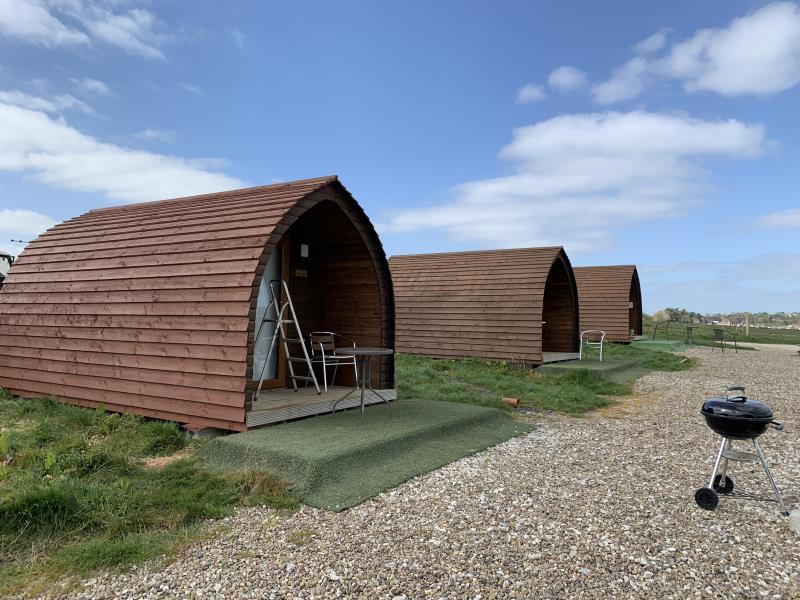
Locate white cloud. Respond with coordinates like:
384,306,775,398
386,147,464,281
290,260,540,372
0,208,58,235
71,76,112,96
758,208,800,228
0,0,167,59
634,29,670,54
384,111,766,253
593,2,800,103
228,26,246,50
516,83,545,103
0,101,244,203
0,0,89,47
662,1,800,96
0,89,92,113
591,56,650,104
78,5,165,60
547,66,587,92
134,128,175,143
179,82,205,98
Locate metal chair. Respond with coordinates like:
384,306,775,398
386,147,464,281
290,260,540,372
308,332,358,391
711,328,737,353
579,330,606,361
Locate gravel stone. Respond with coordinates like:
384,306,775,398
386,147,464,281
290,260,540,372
34,344,800,599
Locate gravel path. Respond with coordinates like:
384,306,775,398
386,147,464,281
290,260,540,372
47,345,800,599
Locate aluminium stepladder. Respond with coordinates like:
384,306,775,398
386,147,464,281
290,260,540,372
254,279,321,398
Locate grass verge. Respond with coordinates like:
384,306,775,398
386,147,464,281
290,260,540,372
397,353,629,414
642,319,800,346
398,344,695,415
0,391,296,596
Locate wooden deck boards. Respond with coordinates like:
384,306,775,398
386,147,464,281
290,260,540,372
541,352,580,363
247,386,397,427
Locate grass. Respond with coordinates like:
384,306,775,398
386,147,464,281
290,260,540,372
398,353,627,414
0,344,696,591
397,344,694,415
201,399,532,511
643,318,800,346
0,391,296,596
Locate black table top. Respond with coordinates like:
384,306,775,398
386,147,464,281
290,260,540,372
336,347,394,356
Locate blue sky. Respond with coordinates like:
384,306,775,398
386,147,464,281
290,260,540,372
1,0,799,313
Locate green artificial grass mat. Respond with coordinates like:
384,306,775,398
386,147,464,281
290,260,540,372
200,400,532,511
631,339,688,352
537,358,647,384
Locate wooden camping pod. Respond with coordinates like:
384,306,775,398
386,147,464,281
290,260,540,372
389,247,579,363
0,176,395,431
573,265,642,342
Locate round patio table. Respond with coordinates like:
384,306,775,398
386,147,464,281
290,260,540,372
331,347,394,423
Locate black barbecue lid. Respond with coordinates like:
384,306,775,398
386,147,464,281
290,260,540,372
701,389,773,420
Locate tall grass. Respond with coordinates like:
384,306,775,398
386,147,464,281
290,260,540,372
0,394,296,595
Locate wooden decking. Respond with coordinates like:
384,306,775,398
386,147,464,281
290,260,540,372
247,386,397,428
541,352,580,363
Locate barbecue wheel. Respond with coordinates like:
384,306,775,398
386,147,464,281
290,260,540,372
695,487,719,511
713,475,734,495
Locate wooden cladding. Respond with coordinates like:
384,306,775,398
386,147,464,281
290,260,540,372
0,176,395,430
573,265,642,343
389,247,579,363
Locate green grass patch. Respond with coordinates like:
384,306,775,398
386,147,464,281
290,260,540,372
0,393,295,596
643,319,800,346
397,353,628,415
398,344,695,415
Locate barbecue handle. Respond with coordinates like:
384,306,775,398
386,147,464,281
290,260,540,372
770,420,784,431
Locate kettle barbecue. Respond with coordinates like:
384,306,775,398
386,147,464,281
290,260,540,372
695,386,789,516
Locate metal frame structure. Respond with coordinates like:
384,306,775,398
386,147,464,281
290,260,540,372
711,328,738,353
699,434,788,516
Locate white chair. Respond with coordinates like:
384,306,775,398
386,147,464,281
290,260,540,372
579,330,607,361
308,332,358,391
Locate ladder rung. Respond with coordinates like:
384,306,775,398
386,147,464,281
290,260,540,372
290,376,316,382
284,338,304,343
287,357,311,362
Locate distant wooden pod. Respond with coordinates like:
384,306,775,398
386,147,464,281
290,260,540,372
389,247,580,364
0,176,395,431
573,265,642,343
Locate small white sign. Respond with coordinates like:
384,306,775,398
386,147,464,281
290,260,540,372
300,243,309,258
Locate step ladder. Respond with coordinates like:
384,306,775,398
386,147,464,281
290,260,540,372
254,279,320,398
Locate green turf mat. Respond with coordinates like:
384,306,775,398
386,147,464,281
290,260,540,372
537,358,647,384
200,400,533,511
631,340,688,352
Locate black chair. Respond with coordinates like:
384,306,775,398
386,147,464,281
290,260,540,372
711,328,737,353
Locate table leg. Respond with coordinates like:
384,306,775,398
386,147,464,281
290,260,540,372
331,385,358,413
360,355,368,424
368,387,392,414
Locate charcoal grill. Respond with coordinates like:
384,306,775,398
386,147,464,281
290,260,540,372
695,386,789,516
